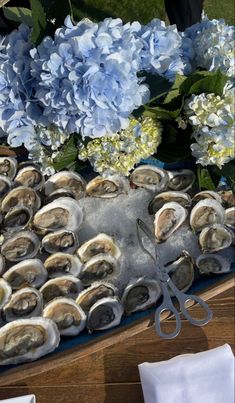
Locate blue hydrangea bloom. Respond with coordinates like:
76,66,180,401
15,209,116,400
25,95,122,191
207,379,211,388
183,18,235,77
138,19,186,81
0,24,44,147
31,16,150,138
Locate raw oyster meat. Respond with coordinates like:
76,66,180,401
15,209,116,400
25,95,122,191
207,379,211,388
77,234,121,263
3,259,47,290
0,317,60,365
148,191,191,215
44,171,86,200
79,253,120,286
3,287,43,322
1,186,41,213
40,275,83,305
42,230,79,254
1,231,40,262
165,251,195,293
199,224,234,253
190,199,225,233
76,282,118,314
3,206,33,232
0,175,12,199
43,297,86,336
15,166,45,191
196,254,231,275
225,207,235,230
121,277,161,314
167,169,195,192
154,202,187,242
130,165,169,192
192,190,222,205
86,175,129,198
44,253,82,278
0,157,17,179
87,296,123,332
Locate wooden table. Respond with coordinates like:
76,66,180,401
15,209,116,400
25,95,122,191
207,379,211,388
0,277,234,403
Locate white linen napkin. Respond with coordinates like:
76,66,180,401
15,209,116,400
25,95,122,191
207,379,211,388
0,395,35,403
138,344,234,403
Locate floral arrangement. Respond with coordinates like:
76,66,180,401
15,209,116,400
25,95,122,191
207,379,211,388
0,1,234,189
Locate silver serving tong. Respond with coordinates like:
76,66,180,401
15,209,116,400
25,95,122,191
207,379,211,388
136,218,213,339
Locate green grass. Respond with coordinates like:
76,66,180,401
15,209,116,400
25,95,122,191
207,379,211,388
72,0,234,25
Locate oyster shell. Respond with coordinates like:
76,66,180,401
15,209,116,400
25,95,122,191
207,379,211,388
44,171,86,200
43,297,86,336
77,234,121,263
196,254,231,275
192,191,222,205
40,275,83,305
86,175,129,198
167,169,195,192
79,254,120,286
44,253,82,278
190,199,225,233
3,287,43,322
3,259,47,290
225,207,235,230
148,191,191,215
42,230,79,254
0,254,5,276
0,278,12,310
44,189,76,204
0,317,60,365
165,251,194,293
218,190,235,209
33,197,84,233
76,282,118,314
87,296,123,332
3,206,33,232
0,157,17,179
1,231,40,262
14,166,45,191
1,186,41,213
199,224,234,253
130,165,169,192
121,277,161,314
154,202,187,243
0,175,12,199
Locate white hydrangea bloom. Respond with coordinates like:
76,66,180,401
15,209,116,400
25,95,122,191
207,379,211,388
184,91,235,168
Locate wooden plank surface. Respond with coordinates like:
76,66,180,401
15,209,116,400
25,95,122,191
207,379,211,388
0,277,234,402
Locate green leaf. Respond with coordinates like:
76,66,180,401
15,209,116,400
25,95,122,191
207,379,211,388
3,7,33,26
143,106,173,120
187,70,228,97
179,71,210,95
53,136,78,171
197,166,216,190
164,74,186,104
141,73,172,103
30,0,47,45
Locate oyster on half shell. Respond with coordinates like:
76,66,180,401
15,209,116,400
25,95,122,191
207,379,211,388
121,277,161,314
0,317,60,365
0,175,12,199
86,175,129,198
3,206,33,232
1,231,40,262
192,191,222,205
76,282,118,314
199,224,234,253
0,157,17,179
196,254,231,275
225,207,235,230
42,230,79,254
43,297,86,336
154,202,187,243
87,296,123,332
2,287,43,322
165,251,194,293
3,259,47,290
218,190,235,209
190,199,225,233
79,254,120,286
44,171,86,200
15,166,45,191
33,197,84,233
0,278,12,310
130,165,169,192
44,253,82,278
167,169,195,192
148,191,191,215
1,186,41,213
40,275,83,305
77,234,121,263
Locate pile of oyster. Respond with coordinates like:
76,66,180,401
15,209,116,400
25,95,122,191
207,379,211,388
0,158,234,366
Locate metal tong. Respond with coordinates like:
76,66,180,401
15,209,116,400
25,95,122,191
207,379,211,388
136,218,213,339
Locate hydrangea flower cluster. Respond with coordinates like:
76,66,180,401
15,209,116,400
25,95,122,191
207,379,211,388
0,25,41,145
30,16,149,139
139,19,185,81
184,92,234,167
183,18,235,77
78,117,162,175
